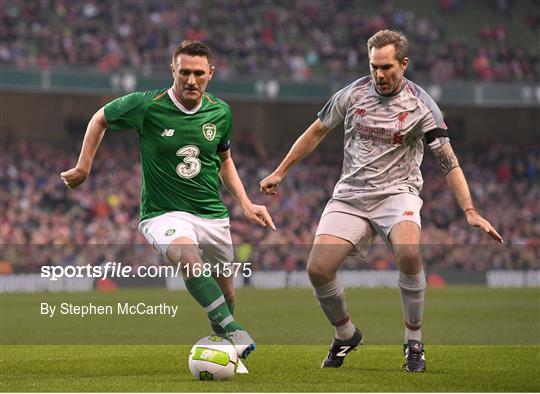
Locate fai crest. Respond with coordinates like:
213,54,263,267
202,123,217,141
165,229,176,237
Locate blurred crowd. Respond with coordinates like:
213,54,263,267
1,134,538,273
1,0,538,82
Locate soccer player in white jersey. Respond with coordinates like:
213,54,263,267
260,30,503,372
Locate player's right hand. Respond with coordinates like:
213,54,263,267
60,167,89,189
260,173,283,196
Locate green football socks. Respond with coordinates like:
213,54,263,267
211,299,235,335
185,276,243,333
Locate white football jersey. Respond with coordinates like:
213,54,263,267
318,76,447,198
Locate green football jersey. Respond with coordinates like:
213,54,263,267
104,88,232,221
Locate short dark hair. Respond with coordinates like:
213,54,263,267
172,40,213,66
367,30,408,62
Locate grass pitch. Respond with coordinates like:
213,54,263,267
1,287,539,392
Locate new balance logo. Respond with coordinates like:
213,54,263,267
336,346,351,357
356,108,367,117
161,129,175,137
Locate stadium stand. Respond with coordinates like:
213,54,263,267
1,136,538,272
1,0,538,82
1,0,538,275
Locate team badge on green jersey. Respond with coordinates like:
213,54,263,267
165,229,176,236
202,123,217,141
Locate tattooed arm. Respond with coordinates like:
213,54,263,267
432,143,470,207
432,142,503,243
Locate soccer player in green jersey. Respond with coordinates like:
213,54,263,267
61,41,274,364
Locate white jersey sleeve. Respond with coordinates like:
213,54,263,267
317,81,357,130
406,83,449,150
408,83,448,134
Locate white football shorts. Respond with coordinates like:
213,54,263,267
139,211,234,266
315,192,423,257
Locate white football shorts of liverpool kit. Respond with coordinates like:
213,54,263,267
316,192,423,257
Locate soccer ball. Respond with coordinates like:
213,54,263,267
188,336,238,381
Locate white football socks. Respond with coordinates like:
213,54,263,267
398,270,426,343
335,319,356,340
314,279,356,340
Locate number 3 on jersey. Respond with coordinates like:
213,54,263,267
176,145,201,178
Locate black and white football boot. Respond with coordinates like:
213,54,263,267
403,339,426,372
321,328,363,368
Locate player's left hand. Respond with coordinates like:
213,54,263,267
243,204,276,231
465,209,503,243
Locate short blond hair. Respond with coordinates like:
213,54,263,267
367,30,408,62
